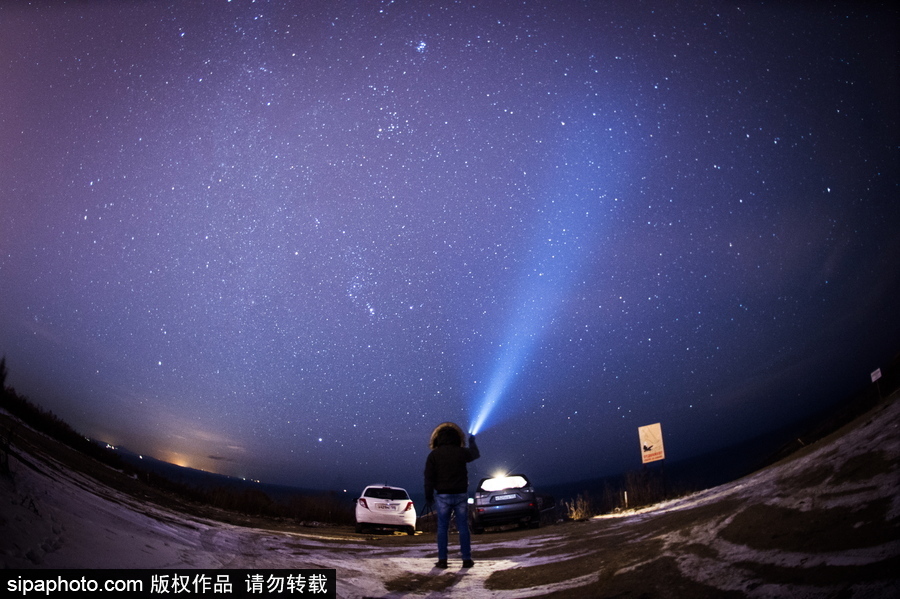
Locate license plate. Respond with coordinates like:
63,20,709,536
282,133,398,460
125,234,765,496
495,494,517,501
377,504,396,510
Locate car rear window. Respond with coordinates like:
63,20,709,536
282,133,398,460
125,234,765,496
480,475,529,491
364,487,409,500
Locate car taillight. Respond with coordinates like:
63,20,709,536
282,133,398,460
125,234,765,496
403,501,413,512
359,498,368,509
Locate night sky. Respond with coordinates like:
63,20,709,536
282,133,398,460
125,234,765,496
1,0,897,494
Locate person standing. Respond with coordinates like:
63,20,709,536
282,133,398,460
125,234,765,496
424,422,480,569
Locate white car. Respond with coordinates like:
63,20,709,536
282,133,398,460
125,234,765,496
354,485,417,534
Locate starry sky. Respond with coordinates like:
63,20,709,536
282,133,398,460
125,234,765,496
1,0,898,493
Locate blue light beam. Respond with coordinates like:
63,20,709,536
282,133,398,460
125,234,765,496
469,312,542,436
469,183,601,435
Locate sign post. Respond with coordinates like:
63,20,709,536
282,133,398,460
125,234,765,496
871,368,883,400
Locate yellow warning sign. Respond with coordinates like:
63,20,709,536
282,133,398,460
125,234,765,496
638,422,665,464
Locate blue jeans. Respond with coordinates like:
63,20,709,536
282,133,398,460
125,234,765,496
435,493,471,561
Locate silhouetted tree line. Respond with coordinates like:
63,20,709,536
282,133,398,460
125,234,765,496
0,357,9,476
0,356,130,472
132,469,354,524
562,466,685,520
0,355,353,525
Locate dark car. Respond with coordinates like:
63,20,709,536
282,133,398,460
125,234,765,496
469,474,541,533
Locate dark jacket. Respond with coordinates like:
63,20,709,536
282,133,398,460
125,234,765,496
424,429,480,502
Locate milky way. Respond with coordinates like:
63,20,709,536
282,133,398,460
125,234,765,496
1,0,897,492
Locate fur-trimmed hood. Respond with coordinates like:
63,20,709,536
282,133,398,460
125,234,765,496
429,422,466,450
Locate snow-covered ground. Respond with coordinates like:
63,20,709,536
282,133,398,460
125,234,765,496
3,395,899,597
